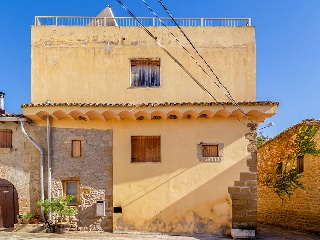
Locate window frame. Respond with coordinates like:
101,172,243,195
0,129,12,149
131,136,161,163
62,180,80,206
130,58,160,87
197,142,224,162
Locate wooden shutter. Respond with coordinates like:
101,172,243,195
131,59,160,87
72,140,81,158
202,145,218,157
276,162,283,175
131,136,160,162
297,156,304,173
0,129,12,148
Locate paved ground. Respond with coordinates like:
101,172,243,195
0,224,319,239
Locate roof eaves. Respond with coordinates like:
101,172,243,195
21,101,280,108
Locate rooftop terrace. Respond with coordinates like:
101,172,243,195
35,17,251,27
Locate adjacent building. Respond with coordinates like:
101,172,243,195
258,119,320,233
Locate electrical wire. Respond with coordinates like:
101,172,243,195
116,0,251,125
156,0,255,125
116,0,219,103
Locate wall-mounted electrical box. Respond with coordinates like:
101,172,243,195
96,200,105,216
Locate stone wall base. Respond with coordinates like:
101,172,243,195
231,229,256,239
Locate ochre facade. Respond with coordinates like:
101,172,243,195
19,20,277,236
31,26,256,104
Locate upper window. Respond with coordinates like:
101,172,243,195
71,140,82,158
130,59,160,87
131,136,161,162
62,180,80,205
0,129,12,148
297,155,304,174
197,142,223,162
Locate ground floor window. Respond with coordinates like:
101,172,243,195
131,136,161,162
197,142,223,162
202,144,218,157
62,180,80,205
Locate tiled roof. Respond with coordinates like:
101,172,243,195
0,113,25,118
259,118,320,147
21,101,280,108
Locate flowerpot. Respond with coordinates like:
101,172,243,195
33,218,40,224
55,222,70,234
17,219,23,224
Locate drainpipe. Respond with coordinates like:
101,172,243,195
20,120,45,221
47,116,52,220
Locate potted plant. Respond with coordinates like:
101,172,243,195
38,195,77,234
24,213,33,224
33,212,40,224
16,214,23,224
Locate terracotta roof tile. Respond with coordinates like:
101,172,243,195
258,118,320,147
21,101,280,108
0,113,25,118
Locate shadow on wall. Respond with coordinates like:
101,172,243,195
76,204,111,231
115,157,248,235
115,120,248,184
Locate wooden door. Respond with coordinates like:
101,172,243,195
0,184,14,228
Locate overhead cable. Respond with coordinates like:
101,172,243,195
156,0,254,125
116,0,249,125
116,0,219,103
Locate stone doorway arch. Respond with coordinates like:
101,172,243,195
0,179,19,228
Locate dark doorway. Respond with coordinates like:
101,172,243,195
0,179,18,228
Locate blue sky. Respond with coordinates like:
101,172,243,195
0,0,319,138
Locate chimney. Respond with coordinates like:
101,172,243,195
0,92,5,114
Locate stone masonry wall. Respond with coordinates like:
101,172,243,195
50,127,113,231
258,121,320,233
228,123,257,230
0,122,46,217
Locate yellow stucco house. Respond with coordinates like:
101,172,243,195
19,6,278,238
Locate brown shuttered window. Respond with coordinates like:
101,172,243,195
202,145,218,157
72,140,81,158
0,129,12,148
276,162,283,175
131,136,160,162
297,156,304,174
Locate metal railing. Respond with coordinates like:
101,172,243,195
35,17,251,27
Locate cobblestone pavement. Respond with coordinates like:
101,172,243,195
1,224,319,239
